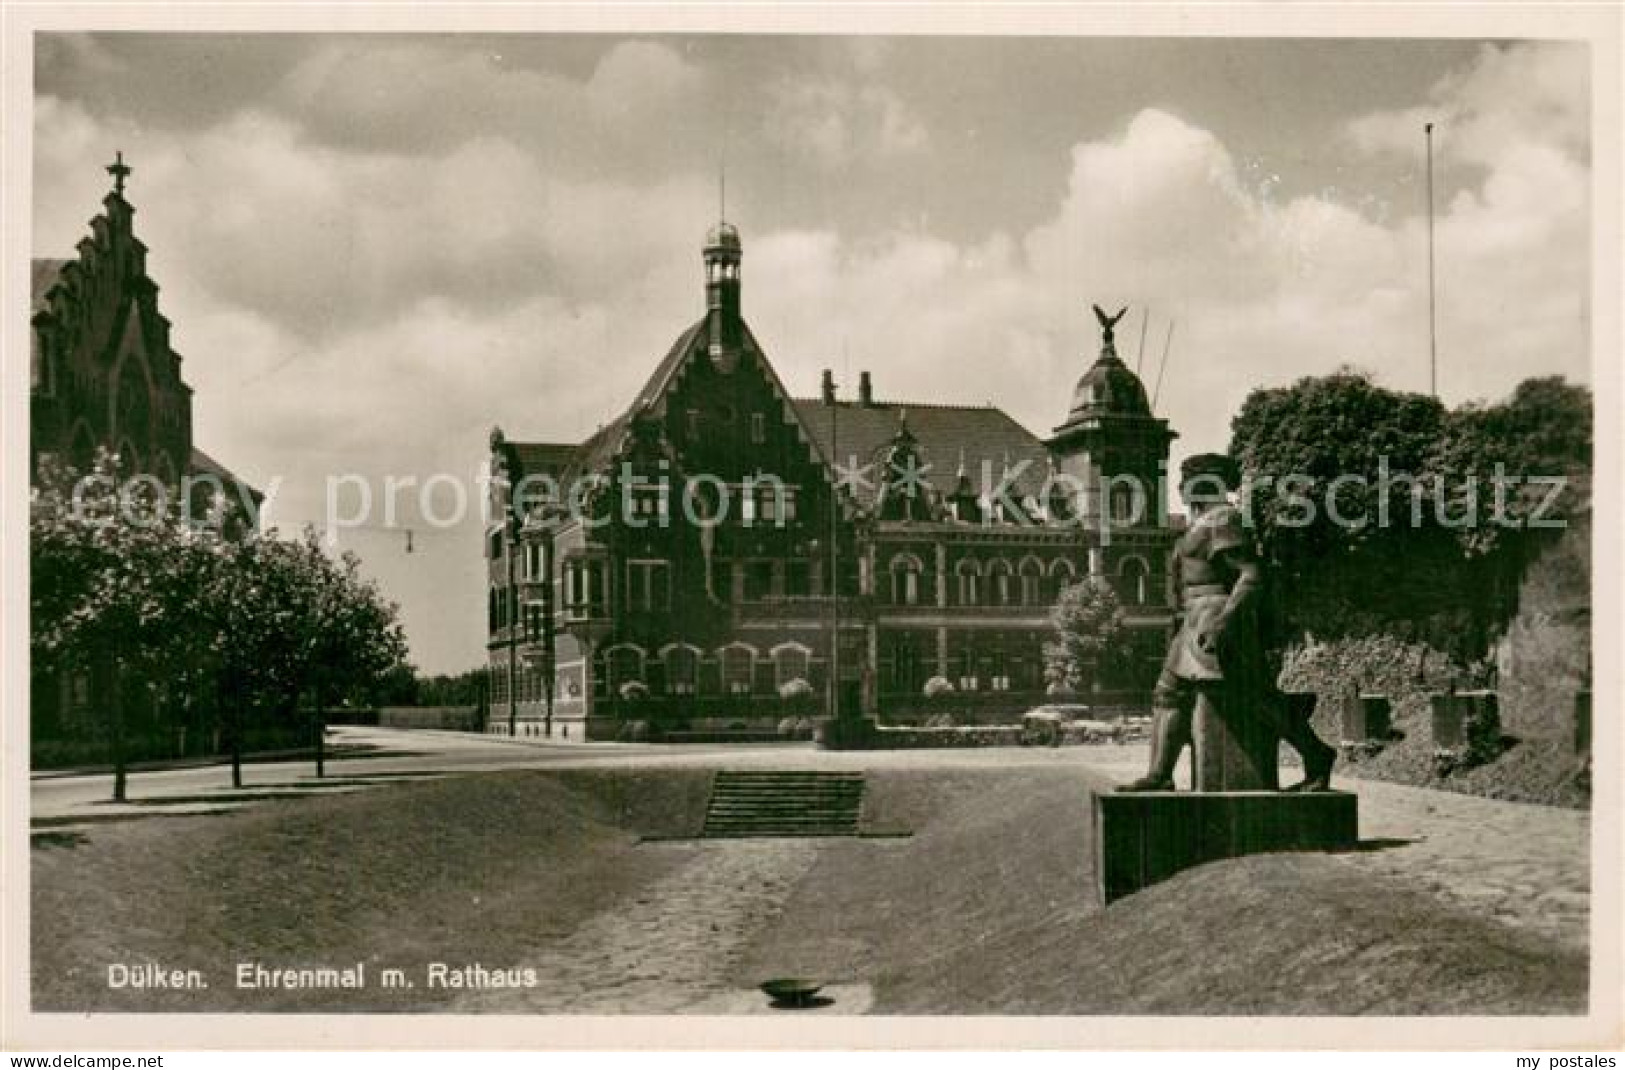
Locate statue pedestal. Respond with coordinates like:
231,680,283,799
1092,790,1358,904
1192,692,1280,791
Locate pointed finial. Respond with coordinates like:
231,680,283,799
106,150,132,196
957,447,967,478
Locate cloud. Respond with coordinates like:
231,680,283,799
763,79,928,167
31,39,1587,673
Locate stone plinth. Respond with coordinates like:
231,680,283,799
1092,790,1359,904
1192,693,1279,791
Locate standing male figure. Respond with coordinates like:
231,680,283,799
1117,453,1336,793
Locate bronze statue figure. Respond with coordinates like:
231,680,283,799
1118,452,1337,793
1093,304,1128,346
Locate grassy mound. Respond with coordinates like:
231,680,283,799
736,764,1586,1014
32,767,713,1012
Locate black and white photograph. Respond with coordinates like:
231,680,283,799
3,3,1620,1054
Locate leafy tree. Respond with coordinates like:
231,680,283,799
1229,371,1592,670
31,451,223,800
1043,577,1130,694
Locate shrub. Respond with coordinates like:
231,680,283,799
618,681,649,702
923,676,955,700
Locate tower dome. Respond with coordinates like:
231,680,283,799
1067,352,1152,421
705,220,741,252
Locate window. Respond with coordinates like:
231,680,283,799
750,412,766,444
1111,484,1141,525
785,560,810,597
1120,557,1150,606
773,644,810,688
664,645,698,695
627,560,670,611
607,646,644,691
1019,559,1043,605
686,408,700,439
956,560,982,606
890,555,923,606
744,560,773,601
989,561,1013,606
720,646,754,695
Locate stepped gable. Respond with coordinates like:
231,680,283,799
791,398,1052,509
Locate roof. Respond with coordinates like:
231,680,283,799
1065,349,1153,423
510,442,577,482
790,398,1053,508
189,446,263,504
31,258,69,315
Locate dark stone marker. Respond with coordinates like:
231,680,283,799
1092,790,1359,904
1430,692,1466,751
1573,688,1591,757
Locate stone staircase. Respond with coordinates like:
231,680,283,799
700,770,865,838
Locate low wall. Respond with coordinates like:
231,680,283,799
377,706,482,731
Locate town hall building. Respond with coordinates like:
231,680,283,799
485,220,1180,740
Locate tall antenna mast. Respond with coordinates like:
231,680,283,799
1425,121,1438,397
1151,319,1176,411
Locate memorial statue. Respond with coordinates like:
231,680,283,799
1118,452,1337,793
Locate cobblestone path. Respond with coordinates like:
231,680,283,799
1333,778,1590,952
1086,746,1590,951
454,838,822,1013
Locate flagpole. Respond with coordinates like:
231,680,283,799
1426,121,1438,397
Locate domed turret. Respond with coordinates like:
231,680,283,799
705,220,741,252
703,219,743,369
1067,351,1153,422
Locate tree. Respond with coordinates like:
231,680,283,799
31,451,223,800
1229,371,1592,673
1043,577,1130,694
201,529,407,782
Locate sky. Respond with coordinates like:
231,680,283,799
32,33,1592,675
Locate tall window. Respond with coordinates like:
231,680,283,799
1019,559,1043,606
989,561,1013,606
627,560,670,611
890,555,922,606
956,560,981,606
773,644,810,688
720,645,754,695
1120,557,1149,606
750,412,766,444
664,645,698,695
607,646,644,691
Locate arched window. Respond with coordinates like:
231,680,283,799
955,559,982,606
889,554,923,606
719,644,756,695
987,559,1013,606
1019,557,1045,606
771,643,811,689
1048,557,1077,602
1119,556,1150,606
662,644,699,695
606,644,645,691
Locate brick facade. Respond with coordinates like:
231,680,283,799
486,222,1179,740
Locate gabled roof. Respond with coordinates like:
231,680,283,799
790,398,1053,508
31,258,70,314
189,446,263,504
